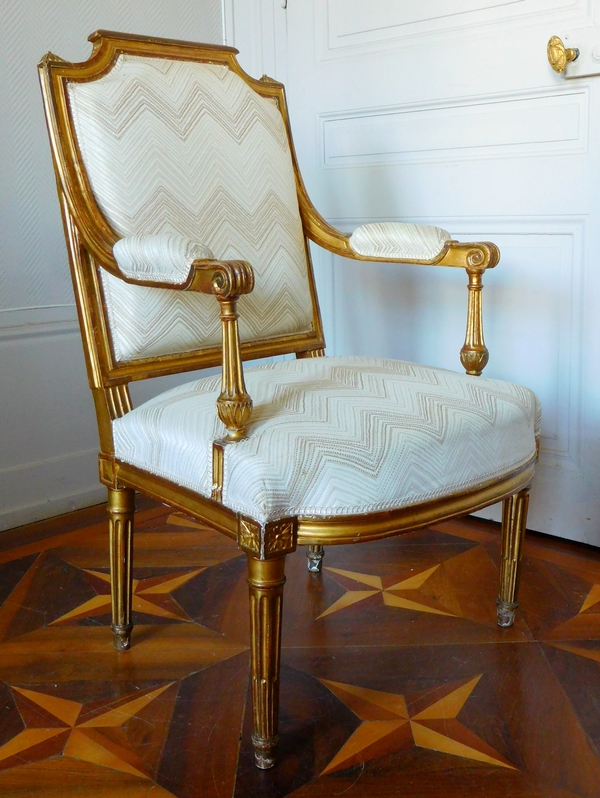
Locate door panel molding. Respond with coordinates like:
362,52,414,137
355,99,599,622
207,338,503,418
320,86,589,168
285,0,600,544
317,0,592,58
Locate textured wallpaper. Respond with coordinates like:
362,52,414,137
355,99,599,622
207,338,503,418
0,0,222,315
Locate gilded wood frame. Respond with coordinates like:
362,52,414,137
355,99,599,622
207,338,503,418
39,30,535,770
39,30,326,391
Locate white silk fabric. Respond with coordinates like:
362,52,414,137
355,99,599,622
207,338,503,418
68,56,314,362
113,235,214,284
112,357,540,525
350,222,451,261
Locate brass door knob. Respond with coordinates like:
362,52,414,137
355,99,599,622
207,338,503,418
547,35,579,73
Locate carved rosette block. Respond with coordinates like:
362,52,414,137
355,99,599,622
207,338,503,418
247,555,287,769
98,454,117,487
108,486,135,651
497,488,530,628
238,516,298,560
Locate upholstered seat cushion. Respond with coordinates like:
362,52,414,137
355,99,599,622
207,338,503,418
349,223,451,261
112,357,540,525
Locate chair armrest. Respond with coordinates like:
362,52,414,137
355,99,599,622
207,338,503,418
114,234,215,283
349,222,451,262
112,234,254,296
113,234,254,442
300,204,498,271
299,198,499,375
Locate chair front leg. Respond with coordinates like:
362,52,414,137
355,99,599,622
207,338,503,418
108,486,135,651
497,488,530,627
247,553,287,769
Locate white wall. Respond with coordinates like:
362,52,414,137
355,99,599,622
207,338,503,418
0,1,223,531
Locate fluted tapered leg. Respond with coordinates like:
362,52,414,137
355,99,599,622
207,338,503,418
307,544,324,573
247,554,286,769
497,488,530,627
108,486,135,651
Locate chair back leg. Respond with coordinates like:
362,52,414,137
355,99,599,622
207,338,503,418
497,488,530,627
108,486,135,650
247,553,287,769
307,544,325,572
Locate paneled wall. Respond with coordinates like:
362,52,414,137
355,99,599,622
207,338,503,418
0,1,222,531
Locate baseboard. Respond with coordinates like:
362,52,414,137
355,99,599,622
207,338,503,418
0,448,105,532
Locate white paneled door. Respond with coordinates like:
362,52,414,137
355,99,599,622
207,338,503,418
234,0,600,544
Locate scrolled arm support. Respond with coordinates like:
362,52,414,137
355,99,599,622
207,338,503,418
215,295,253,441
194,260,254,441
461,267,488,376
174,258,255,441
441,242,499,377
186,258,255,298
112,253,255,441
299,203,500,377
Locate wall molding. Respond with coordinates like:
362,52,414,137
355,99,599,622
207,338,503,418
317,0,592,59
0,447,104,532
319,85,589,168
0,304,78,340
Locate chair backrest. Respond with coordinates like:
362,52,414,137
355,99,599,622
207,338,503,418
40,31,324,384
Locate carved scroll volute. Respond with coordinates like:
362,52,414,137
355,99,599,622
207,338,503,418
211,262,254,441
460,248,490,376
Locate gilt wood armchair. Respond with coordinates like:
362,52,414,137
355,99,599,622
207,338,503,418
39,31,540,770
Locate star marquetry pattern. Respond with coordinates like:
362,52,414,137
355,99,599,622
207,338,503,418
321,675,515,775
318,564,457,619
532,559,600,647
546,581,600,664
0,683,176,777
50,568,204,625
580,583,600,614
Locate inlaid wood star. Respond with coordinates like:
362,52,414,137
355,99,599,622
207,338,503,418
542,571,600,657
318,564,458,619
580,583,600,614
0,683,177,777
528,558,600,642
50,568,204,625
320,675,515,775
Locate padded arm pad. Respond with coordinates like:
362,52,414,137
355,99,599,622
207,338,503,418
349,222,451,262
113,234,215,285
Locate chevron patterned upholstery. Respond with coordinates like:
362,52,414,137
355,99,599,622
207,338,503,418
68,55,314,362
113,234,215,284
350,222,451,261
112,357,540,525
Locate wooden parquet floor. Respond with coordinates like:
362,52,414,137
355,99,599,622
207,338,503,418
0,499,600,797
